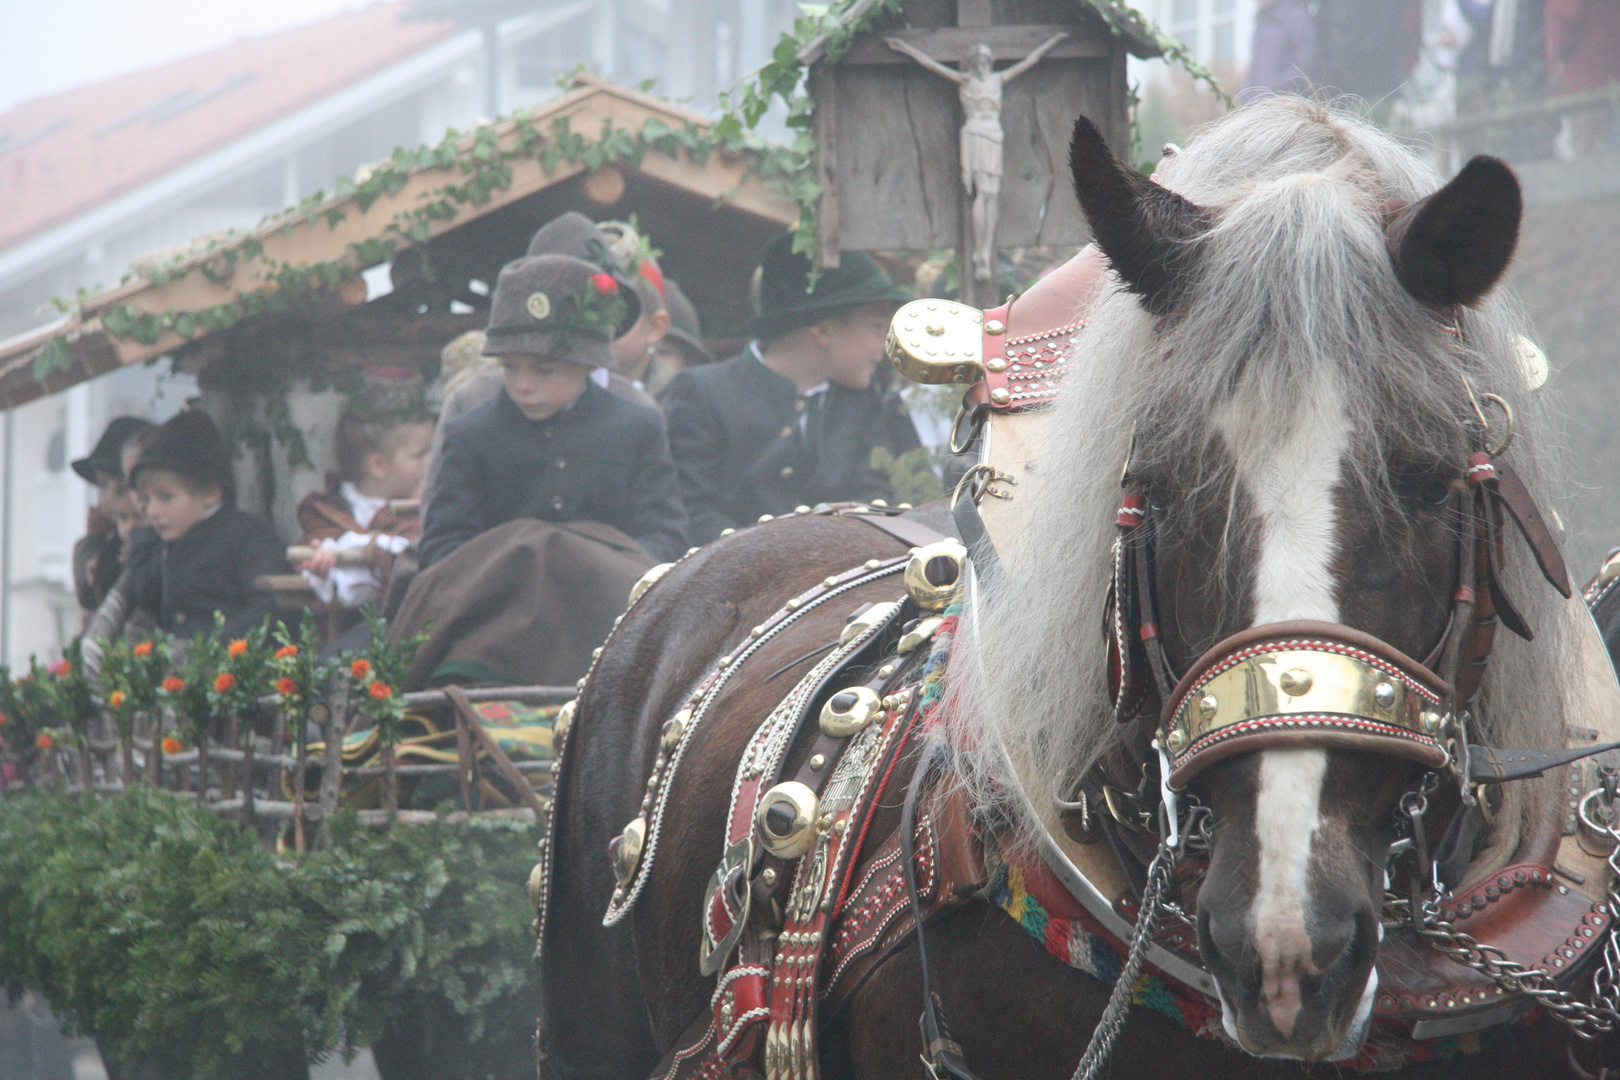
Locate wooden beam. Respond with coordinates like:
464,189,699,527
956,0,993,28
812,68,841,271
841,25,1111,65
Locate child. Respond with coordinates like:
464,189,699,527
125,410,286,638
71,416,155,614
297,402,434,608
419,253,689,567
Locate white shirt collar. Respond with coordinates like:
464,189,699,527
340,481,389,531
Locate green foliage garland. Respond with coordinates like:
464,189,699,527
0,790,540,1079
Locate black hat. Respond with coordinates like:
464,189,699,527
130,410,235,503
482,254,634,367
525,212,642,329
661,279,713,364
72,416,155,484
752,233,911,339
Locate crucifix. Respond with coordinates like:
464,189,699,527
885,30,1069,284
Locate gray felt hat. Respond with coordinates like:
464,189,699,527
482,254,634,368
524,212,643,329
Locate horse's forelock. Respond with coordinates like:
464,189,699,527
955,96,1569,858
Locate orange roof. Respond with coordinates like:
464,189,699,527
0,2,454,253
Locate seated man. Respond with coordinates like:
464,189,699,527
662,233,920,543
419,253,689,567
125,410,286,638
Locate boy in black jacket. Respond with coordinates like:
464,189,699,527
126,411,286,638
419,253,688,566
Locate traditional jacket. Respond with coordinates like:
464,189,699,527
662,347,921,543
125,506,287,638
297,479,422,545
419,382,689,567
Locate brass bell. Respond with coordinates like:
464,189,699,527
553,699,576,743
840,600,900,646
528,861,546,909
629,562,674,605
609,816,646,887
904,540,967,612
820,686,882,737
661,708,690,751
897,616,945,654
756,781,819,859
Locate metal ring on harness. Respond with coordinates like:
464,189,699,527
1482,393,1517,458
949,402,987,456
951,463,1015,508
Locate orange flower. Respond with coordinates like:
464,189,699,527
350,659,371,680
368,680,393,700
35,732,53,751
214,672,236,693
162,676,185,694
133,641,154,657
161,736,183,755
48,659,71,677
275,644,298,660
0,710,7,727
276,676,299,697
109,690,127,709
228,639,249,658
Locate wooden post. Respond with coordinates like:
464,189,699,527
241,711,256,828
317,685,346,848
382,743,399,826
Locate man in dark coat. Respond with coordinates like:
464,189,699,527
662,233,920,543
419,253,689,566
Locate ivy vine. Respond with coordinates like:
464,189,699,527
82,0,1219,350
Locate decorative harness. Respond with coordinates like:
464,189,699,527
532,293,1620,1080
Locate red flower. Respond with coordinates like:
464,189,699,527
350,659,371,681
276,676,299,697
0,710,7,727
275,644,298,660
109,690,127,709
590,272,618,295
162,677,185,694
368,681,393,701
35,733,53,751
214,672,236,693
228,639,249,658
133,641,154,657
48,659,71,677
161,736,183,755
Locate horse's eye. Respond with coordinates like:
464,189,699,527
1391,470,1454,509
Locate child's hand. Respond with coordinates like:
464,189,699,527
300,547,339,577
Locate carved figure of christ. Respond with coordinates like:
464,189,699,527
885,32,1069,282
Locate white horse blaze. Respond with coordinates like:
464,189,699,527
1217,395,1350,1040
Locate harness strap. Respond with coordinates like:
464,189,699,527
903,754,986,1080
951,477,1003,586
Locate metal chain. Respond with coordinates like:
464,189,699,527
1071,836,1179,1080
1391,777,1620,1040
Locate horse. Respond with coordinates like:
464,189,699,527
536,96,1617,1079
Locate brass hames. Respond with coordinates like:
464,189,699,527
886,299,984,385
756,781,819,859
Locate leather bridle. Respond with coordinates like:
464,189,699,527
1104,397,1575,793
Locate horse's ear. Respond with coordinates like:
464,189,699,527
1388,156,1522,308
1068,115,1209,316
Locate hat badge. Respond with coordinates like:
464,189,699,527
526,292,552,321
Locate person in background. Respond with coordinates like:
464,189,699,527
600,219,672,392
662,232,920,544
125,411,286,638
648,278,714,400
70,416,155,617
423,213,662,514
1547,0,1620,159
418,253,688,567
296,400,434,610
1244,0,1318,99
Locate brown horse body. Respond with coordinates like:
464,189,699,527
539,510,1585,1080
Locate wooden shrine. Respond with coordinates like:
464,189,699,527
804,0,1159,307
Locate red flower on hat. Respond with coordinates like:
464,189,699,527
590,273,619,295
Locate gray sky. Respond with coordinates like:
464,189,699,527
0,0,366,113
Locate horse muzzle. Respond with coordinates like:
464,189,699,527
1160,619,1450,790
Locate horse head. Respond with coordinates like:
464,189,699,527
964,99,1563,1063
